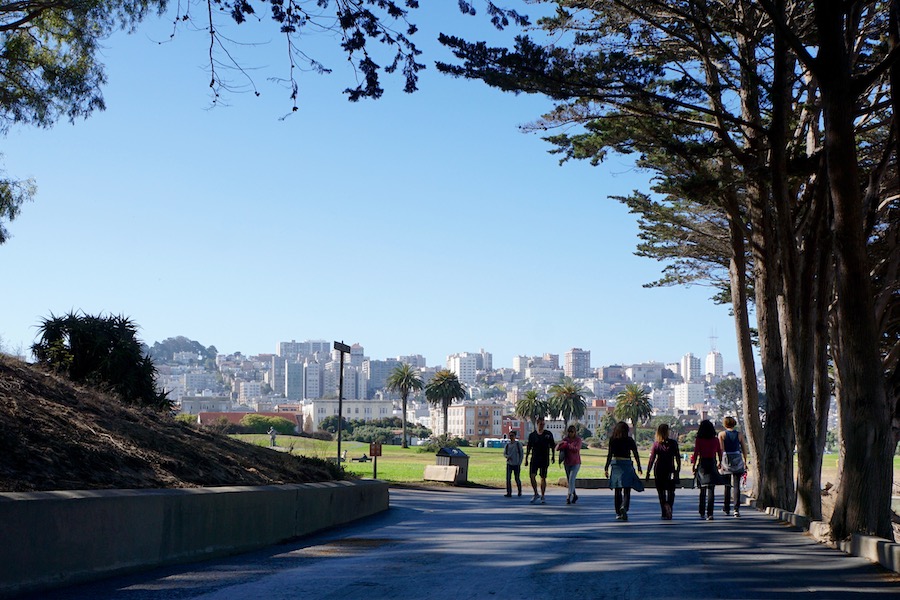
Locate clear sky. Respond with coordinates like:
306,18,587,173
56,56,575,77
0,4,740,372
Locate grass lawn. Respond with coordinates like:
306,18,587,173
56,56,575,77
234,435,900,489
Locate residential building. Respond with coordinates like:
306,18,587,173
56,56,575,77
302,399,393,430
447,352,478,385
674,382,704,411
441,403,505,442
681,353,702,383
564,348,591,379
626,362,665,384
705,350,724,382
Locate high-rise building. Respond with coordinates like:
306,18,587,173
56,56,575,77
565,348,591,379
398,354,427,368
680,353,701,383
270,356,286,396
364,358,400,399
705,351,724,380
447,352,478,385
284,361,304,400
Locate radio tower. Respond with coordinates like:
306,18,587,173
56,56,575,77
709,328,718,352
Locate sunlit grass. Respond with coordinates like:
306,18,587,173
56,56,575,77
233,434,899,488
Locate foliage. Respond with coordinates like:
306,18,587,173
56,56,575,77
32,311,171,410
596,414,618,442
319,415,352,434
614,384,653,426
148,336,218,363
648,416,683,438
346,425,395,444
416,433,469,453
0,163,34,244
424,369,467,436
386,362,424,448
515,389,548,426
715,378,744,429
548,378,587,424
239,414,295,434
575,424,592,439
174,413,198,426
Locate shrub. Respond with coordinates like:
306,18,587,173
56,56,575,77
174,414,198,427
240,414,296,434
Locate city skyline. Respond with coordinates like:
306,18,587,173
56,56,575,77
0,5,742,374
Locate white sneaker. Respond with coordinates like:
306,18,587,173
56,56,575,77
530,495,539,504
540,496,546,504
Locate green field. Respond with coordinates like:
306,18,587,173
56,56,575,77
237,435,648,486
234,435,900,487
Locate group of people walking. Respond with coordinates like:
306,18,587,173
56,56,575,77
502,416,748,521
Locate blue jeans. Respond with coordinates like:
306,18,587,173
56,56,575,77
564,463,580,498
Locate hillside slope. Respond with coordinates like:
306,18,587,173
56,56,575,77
0,356,339,492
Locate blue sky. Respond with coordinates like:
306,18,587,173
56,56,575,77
0,4,740,372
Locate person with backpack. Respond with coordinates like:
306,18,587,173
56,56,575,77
503,430,524,497
718,416,748,517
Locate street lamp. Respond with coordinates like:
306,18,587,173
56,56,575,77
333,341,351,464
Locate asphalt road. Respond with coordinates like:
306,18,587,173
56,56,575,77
29,486,900,599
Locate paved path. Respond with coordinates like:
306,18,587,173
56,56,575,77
31,487,900,599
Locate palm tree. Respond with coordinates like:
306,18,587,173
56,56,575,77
386,363,424,448
515,389,549,430
614,383,653,426
424,369,467,437
548,378,588,426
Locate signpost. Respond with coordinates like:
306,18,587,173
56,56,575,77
369,441,382,479
334,341,351,465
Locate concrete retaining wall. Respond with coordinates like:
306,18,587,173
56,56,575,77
0,480,388,598
757,503,900,575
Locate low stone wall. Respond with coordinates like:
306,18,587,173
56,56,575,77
0,480,388,598
754,501,900,575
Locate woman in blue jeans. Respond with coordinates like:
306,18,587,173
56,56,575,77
557,425,582,504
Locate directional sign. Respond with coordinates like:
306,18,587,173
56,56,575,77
334,341,351,353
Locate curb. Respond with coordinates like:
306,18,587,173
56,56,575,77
747,498,900,575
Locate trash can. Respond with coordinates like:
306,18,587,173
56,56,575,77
436,447,469,483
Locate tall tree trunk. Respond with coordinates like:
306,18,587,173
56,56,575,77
816,0,894,540
735,2,795,509
401,394,409,448
724,194,764,499
748,184,796,510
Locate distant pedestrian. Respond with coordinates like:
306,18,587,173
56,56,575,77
268,426,277,447
718,416,748,517
557,425,582,505
646,423,681,519
604,421,644,520
503,430,524,497
524,417,555,504
691,419,722,520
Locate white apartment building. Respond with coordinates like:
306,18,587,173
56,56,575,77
674,382,705,410
447,352,478,385
626,362,665,384
303,399,394,430
179,396,232,414
705,351,724,381
239,380,262,403
651,388,675,412
681,353,702,383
